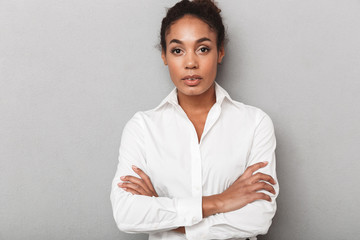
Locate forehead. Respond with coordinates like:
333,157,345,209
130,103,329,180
166,15,216,42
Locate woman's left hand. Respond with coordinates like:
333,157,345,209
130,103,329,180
118,165,158,197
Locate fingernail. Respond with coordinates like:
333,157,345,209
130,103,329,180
120,176,125,180
263,161,269,165
132,165,138,170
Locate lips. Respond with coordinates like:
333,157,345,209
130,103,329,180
182,75,202,80
182,75,202,86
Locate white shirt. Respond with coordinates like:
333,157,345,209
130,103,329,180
110,82,278,240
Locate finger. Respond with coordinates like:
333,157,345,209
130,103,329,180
118,182,148,195
243,162,268,178
173,227,186,234
251,182,276,195
251,192,272,202
121,175,143,186
251,172,276,185
121,186,141,195
120,175,152,195
132,166,158,195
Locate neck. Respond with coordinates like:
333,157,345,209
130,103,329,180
177,83,216,113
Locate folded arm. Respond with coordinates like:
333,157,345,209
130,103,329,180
185,114,279,239
110,113,202,234
119,114,278,239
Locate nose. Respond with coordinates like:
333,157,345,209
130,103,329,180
185,52,198,69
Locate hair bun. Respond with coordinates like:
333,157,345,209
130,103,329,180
160,0,226,51
193,0,221,13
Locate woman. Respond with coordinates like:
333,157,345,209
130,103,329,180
110,1,278,239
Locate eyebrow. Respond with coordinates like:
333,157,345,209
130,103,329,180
169,37,212,45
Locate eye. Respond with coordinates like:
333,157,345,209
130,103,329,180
199,47,210,53
171,48,182,55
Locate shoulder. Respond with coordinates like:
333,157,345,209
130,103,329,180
122,111,146,137
127,101,173,125
215,82,272,125
225,101,276,146
124,108,160,132
225,98,273,127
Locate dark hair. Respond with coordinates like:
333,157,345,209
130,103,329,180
160,0,225,52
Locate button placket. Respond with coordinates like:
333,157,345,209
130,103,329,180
190,135,202,197
175,104,203,198
175,104,206,198
199,103,221,144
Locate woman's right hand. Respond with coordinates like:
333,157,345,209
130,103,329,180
218,161,276,213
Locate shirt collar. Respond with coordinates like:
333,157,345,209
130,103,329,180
154,81,235,111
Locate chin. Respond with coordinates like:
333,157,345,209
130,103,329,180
177,86,209,97
174,80,215,96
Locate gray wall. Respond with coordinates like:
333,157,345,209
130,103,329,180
1,0,359,239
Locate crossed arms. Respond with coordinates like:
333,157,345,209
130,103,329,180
110,113,278,239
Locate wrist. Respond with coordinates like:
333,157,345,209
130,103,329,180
173,226,185,234
202,194,224,218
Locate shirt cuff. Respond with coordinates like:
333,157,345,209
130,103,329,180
185,218,209,240
176,196,202,226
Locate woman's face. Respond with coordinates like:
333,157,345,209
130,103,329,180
161,15,225,98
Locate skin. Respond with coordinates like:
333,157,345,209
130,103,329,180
162,15,225,143
118,15,276,235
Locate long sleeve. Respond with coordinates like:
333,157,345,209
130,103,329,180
110,112,203,234
185,114,279,240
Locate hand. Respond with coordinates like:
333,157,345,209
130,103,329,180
217,161,276,213
118,165,158,197
118,166,185,234
173,227,185,234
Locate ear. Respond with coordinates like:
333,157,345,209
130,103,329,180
161,49,168,65
217,45,225,64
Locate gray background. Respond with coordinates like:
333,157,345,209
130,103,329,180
1,0,359,239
